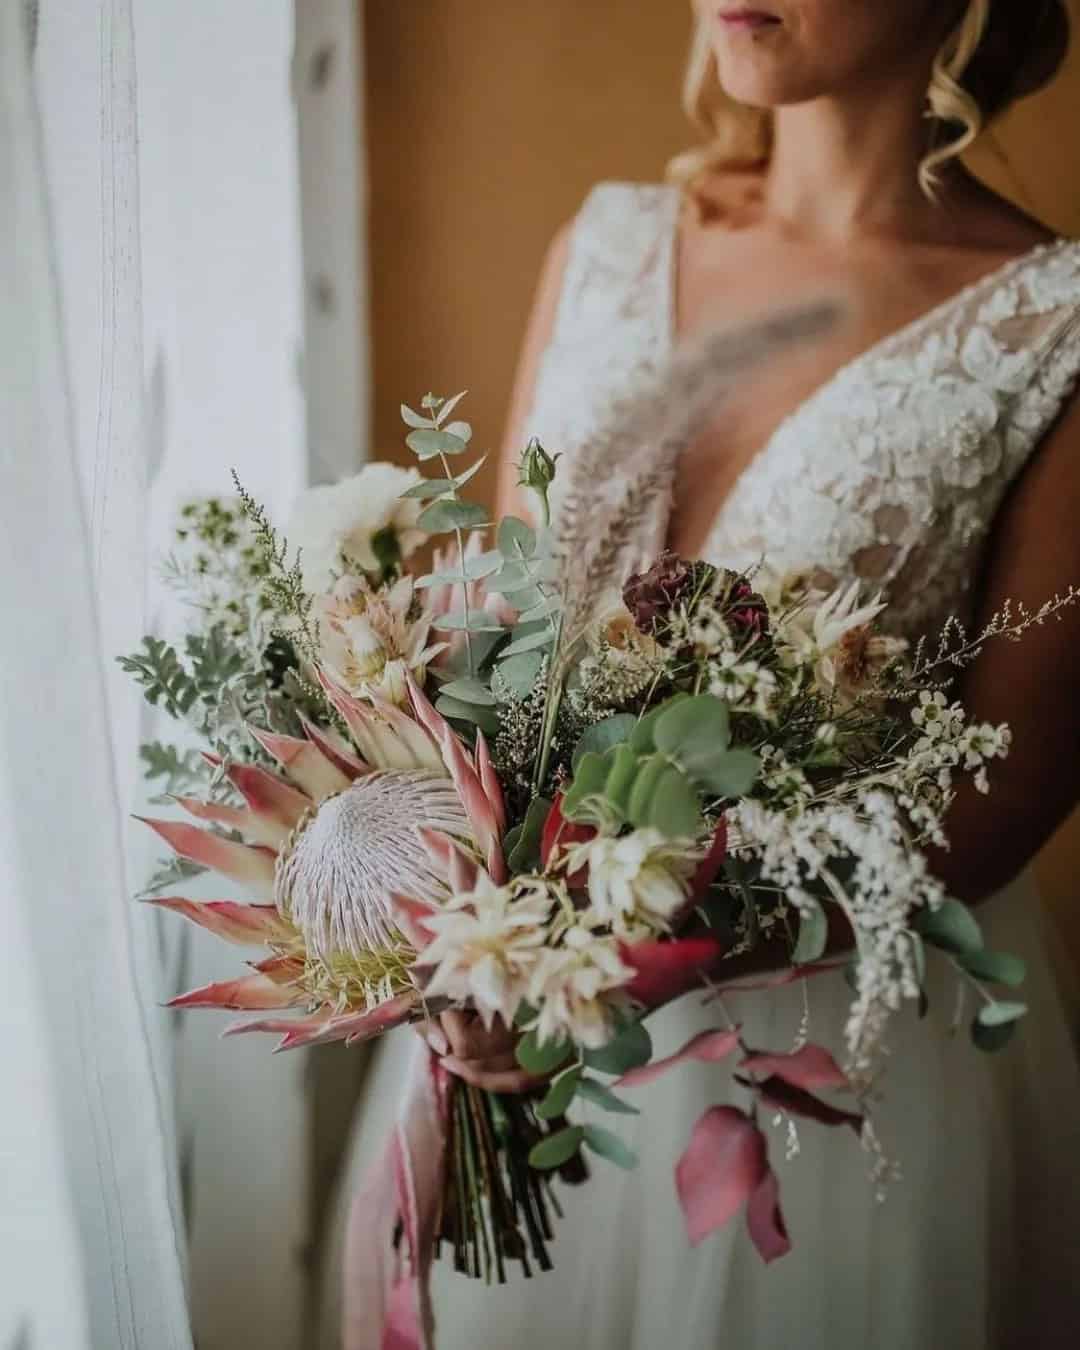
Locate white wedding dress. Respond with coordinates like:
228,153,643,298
330,183,1080,1350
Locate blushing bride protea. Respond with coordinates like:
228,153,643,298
138,671,507,1050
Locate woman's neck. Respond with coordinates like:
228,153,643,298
764,81,962,246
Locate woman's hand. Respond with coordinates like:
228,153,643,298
417,1009,542,1094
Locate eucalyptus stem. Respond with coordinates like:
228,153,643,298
438,449,475,676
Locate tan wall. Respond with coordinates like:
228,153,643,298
363,1,1080,980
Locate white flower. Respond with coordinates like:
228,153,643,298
776,580,903,702
316,574,444,705
565,828,699,937
422,875,554,1029
526,926,633,1049
708,650,778,718
287,462,427,593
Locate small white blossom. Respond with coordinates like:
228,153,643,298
564,828,699,937
423,875,554,1029
526,926,633,1048
708,651,778,718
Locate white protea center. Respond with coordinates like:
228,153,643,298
275,769,472,960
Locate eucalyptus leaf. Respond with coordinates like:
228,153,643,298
498,516,537,561
915,898,983,956
693,747,761,799
576,1077,640,1115
500,626,555,658
970,1016,1019,1053
603,743,642,819
536,1066,583,1121
498,650,544,698
571,714,637,773
443,419,472,443
463,548,504,580
583,1124,639,1171
629,696,689,755
434,695,499,735
516,594,562,625
401,477,455,500
400,403,432,430
485,562,535,595
438,676,496,707
431,610,506,633
433,390,468,426
561,751,613,821
528,1126,585,1171
406,428,469,459
792,896,829,964
516,1030,573,1076
638,762,701,838
417,499,489,534
958,949,1027,988
582,1020,652,1075
975,1000,1028,1028
654,694,731,758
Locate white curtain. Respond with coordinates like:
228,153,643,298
1,0,343,1346
0,0,191,1345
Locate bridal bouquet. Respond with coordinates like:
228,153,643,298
122,391,1052,1344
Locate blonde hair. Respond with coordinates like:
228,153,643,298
669,0,1069,204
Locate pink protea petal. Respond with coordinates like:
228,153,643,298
168,970,304,1011
299,714,370,779
247,726,351,801
224,989,419,1051
676,1105,767,1247
746,1168,791,1263
620,936,725,1008
225,761,313,827
391,893,440,952
474,730,507,837
617,1029,740,1089
407,673,503,880
739,1043,850,1092
416,827,482,895
319,670,442,772
251,954,306,983
144,897,296,947
173,795,288,850
136,816,276,891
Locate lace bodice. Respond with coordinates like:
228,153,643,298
530,182,1080,639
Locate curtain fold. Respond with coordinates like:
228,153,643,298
0,0,192,1344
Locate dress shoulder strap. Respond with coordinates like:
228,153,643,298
551,181,680,352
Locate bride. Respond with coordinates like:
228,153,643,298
331,2,1080,1346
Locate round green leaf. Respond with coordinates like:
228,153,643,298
417,499,489,534
572,715,638,774
694,747,761,799
915,899,983,957
642,765,701,838
976,1000,1028,1028
582,1020,653,1075
535,1066,583,1121
971,1016,1018,1053
792,897,828,964
406,428,469,459
498,651,544,698
528,1125,585,1171
654,695,731,758
959,949,1027,988
576,1077,640,1116
499,626,553,658
583,1124,638,1170
497,517,537,561
515,1030,573,1076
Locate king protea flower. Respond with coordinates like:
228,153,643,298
138,670,507,1050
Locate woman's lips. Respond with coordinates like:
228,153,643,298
717,9,782,30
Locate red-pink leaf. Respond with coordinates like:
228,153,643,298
756,1077,862,1133
298,714,370,779
675,1106,767,1246
621,936,724,1007
540,795,595,878
746,1167,791,1263
618,1028,740,1088
691,817,728,898
740,1043,849,1091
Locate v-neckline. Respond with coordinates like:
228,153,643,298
660,223,1067,557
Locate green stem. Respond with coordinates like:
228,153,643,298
438,449,474,676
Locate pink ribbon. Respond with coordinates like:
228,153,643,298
344,1041,450,1350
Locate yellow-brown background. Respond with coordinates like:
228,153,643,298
363,1,1080,977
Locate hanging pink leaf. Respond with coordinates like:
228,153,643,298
135,816,276,890
618,1028,740,1088
168,970,304,1011
416,827,482,895
740,1043,850,1091
690,817,729,898
756,1076,863,1133
621,935,724,1007
746,1167,791,1263
251,954,306,984
143,897,295,946
675,1105,767,1246
474,729,508,837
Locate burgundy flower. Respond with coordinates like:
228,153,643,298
623,552,700,635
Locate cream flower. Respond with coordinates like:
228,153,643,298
565,828,699,937
287,462,427,592
776,580,903,701
422,875,554,1029
316,574,444,705
526,926,633,1049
